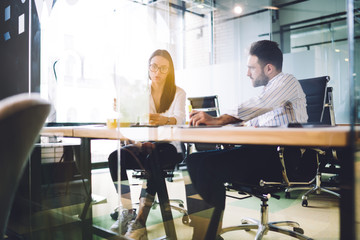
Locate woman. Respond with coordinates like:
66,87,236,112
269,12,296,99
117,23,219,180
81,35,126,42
108,49,186,240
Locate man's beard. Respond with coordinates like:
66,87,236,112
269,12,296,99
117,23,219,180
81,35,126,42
252,71,269,87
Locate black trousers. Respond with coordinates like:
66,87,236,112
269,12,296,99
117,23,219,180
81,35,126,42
108,142,181,196
186,145,316,210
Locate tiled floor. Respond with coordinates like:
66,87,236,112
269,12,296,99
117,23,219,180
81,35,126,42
92,168,341,240
6,140,358,240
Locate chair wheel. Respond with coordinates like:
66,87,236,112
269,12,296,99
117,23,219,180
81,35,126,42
241,220,251,231
302,199,308,207
285,192,291,199
110,210,118,220
294,227,304,234
182,214,191,225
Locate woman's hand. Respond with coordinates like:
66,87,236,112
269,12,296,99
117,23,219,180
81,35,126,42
149,113,173,125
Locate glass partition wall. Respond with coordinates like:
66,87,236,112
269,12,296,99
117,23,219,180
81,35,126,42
40,0,354,124
24,0,356,239
351,0,360,238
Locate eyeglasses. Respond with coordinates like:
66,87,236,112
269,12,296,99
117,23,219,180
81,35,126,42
149,63,169,74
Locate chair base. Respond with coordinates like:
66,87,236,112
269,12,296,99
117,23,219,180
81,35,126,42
219,196,313,240
285,173,340,207
110,198,191,225
221,217,312,240
152,198,191,225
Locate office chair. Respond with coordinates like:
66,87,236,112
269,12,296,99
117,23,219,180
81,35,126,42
111,96,221,226
110,144,191,225
285,76,341,206
214,146,315,240
188,95,220,118
208,78,335,239
202,144,311,240
148,95,221,221
131,157,191,225
0,93,51,240
187,95,220,153
184,96,224,228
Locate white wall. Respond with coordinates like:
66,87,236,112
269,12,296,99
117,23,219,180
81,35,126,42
179,0,350,124
178,10,271,117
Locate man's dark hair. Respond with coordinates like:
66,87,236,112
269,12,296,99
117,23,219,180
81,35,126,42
249,40,283,71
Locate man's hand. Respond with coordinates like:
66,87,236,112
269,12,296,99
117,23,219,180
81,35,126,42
189,110,242,126
189,110,219,126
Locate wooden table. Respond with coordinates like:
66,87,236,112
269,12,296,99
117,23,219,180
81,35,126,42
172,125,351,147
42,125,352,146
42,124,355,239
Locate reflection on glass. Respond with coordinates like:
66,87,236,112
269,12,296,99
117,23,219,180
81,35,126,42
31,0,355,239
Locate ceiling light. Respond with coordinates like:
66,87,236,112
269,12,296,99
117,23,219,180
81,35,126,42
234,5,243,14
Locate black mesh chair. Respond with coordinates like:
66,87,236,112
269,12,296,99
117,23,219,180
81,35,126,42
285,76,341,206
207,146,315,240
299,76,329,124
187,95,220,153
188,95,220,118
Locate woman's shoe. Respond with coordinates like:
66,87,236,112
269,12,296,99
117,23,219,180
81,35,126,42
125,220,148,240
110,208,137,235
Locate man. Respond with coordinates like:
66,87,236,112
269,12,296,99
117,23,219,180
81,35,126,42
186,40,309,239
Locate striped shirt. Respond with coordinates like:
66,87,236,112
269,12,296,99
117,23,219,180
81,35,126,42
233,73,308,127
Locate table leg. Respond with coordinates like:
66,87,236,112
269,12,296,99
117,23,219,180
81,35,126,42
340,145,355,239
75,138,93,240
204,207,222,240
149,148,177,240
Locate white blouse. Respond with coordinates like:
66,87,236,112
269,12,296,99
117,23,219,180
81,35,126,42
149,86,186,125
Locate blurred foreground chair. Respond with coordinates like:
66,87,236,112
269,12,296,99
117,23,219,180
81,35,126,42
0,93,51,240
285,76,340,206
